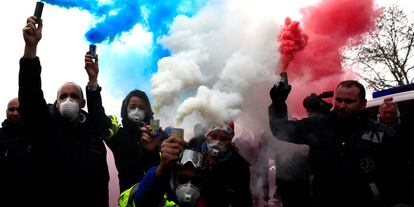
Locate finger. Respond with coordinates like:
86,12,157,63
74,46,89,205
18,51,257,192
161,147,182,158
27,16,36,24
85,57,94,64
141,133,151,142
141,126,149,133
161,142,183,154
161,153,180,165
27,22,36,31
141,136,151,144
141,131,150,139
85,59,94,65
22,26,33,35
170,136,186,146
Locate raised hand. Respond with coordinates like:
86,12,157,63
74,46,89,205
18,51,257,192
269,82,291,103
22,16,42,58
141,126,162,153
155,136,186,177
84,52,99,84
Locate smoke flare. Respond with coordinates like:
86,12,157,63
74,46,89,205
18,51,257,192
284,0,377,117
279,17,308,72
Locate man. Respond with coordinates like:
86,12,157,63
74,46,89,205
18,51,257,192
200,121,252,207
0,98,33,207
119,135,207,207
378,101,400,127
269,79,406,207
377,101,414,205
19,16,110,206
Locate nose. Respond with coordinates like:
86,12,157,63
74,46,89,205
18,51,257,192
11,110,19,117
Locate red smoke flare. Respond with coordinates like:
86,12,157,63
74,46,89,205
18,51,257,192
280,0,377,117
279,17,308,72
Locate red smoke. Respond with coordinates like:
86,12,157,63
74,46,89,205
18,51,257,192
279,17,308,72
280,0,377,117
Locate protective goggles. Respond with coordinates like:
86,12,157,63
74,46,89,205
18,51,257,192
177,149,206,170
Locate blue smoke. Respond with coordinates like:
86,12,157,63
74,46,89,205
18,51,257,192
42,0,207,100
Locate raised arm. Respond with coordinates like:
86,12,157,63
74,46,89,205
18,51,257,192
268,82,309,144
133,136,185,206
19,16,52,132
84,52,111,136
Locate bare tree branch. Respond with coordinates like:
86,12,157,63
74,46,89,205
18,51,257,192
343,5,414,90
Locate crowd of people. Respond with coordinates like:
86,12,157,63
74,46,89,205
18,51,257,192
0,15,413,207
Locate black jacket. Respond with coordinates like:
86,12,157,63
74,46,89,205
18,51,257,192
105,89,160,193
18,57,110,207
191,136,252,207
0,119,34,207
205,149,252,207
269,102,405,207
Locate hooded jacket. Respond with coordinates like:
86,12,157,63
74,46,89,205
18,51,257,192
106,89,161,192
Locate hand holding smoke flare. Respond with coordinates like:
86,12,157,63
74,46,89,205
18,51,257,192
275,0,377,117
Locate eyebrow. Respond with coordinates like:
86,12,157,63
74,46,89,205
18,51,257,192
335,97,356,102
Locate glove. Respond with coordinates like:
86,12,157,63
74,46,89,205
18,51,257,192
269,83,291,103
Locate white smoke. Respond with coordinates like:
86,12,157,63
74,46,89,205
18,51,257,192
151,0,281,137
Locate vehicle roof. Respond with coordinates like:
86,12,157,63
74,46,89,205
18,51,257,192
367,90,414,108
367,89,414,108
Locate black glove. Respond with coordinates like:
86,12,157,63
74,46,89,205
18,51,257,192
269,83,291,103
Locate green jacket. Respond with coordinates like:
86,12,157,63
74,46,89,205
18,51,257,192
118,184,178,207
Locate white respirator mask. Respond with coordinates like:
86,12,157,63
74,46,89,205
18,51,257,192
59,98,80,122
128,108,146,123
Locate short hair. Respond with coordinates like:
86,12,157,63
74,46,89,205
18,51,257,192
379,102,400,117
336,80,366,101
57,82,84,100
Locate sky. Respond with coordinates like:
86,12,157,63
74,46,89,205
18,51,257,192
1,0,413,206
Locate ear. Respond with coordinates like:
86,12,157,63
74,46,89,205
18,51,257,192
54,100,60,110
361,99,367,109
80,99,86,108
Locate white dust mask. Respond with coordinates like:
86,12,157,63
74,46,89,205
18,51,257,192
128,108,145,123
59,98,80,122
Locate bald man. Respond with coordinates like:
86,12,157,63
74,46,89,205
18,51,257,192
5,98,21,123
19,16,110,207
0,97,34,207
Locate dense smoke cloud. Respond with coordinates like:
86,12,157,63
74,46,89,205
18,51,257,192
151,0,280,136
279,17,308,72
284,0,377,117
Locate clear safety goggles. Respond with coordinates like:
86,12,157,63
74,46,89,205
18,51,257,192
177,149,205,170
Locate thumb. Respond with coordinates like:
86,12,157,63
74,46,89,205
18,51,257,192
37,19,43,32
